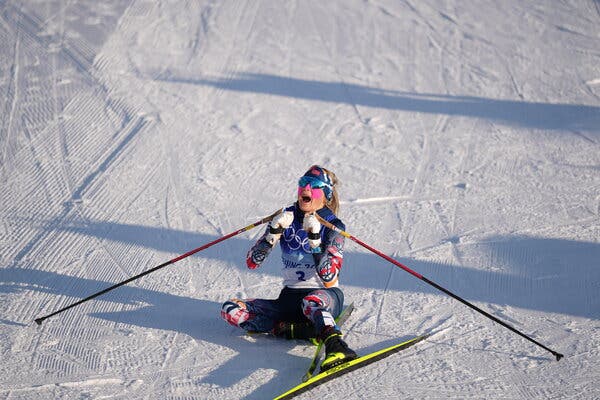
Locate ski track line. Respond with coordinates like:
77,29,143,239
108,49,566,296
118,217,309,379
432,200,461,260
3,2,137,130
410,0,491,81
403,114,454,258
308,2,366,126
401,0,440,41
373,267,394,333
282,0,297,76
412,115,445,199
162,183,172,231
154,1,252,136
392,200,414,264
12,116,152,265
444,120,480,267
84,141,163,229
404,0,493,92
68,116,151,207
86,184,165,286
206,0,253,101
3,377,131,394
238,0,261,70
4,4,94,86
428,1,495,84
1,27,19,171
593,0,600,18
93,228,143,282
495,47,525,100
2,2,153,269
10,106,57,215
52,5,77,207
159,332,179,371
188,1,217,65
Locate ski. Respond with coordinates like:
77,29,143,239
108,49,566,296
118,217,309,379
303,302,355,381
274,334,428,400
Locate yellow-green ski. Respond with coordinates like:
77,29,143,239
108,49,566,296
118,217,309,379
274,334,428,400
302,302,355,381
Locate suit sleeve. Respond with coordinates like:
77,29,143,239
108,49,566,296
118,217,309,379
246,226,274,269
315,222,345,287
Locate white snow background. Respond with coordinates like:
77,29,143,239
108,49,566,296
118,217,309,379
1,1,599,399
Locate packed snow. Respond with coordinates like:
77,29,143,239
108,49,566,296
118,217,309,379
1,1,599,399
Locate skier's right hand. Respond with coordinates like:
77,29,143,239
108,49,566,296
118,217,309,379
246,239,271,269
265,211,294,245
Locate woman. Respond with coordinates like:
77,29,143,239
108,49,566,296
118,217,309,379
221,165,356,371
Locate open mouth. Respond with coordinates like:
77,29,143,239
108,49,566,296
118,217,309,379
301,195,312,204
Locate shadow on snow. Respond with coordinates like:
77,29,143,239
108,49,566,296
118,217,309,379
4,218,597,320
156,72,600,134
1,220,598,397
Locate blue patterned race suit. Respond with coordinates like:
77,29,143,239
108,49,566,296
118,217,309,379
221,203,347,335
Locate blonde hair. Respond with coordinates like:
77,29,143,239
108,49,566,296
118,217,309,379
322,167,340,215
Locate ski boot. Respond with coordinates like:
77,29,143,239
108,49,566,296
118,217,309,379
273,321,319,344
320,328,357,371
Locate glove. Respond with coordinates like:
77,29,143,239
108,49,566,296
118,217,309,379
246,239,271,269
265,211,294,245
303,212,321,248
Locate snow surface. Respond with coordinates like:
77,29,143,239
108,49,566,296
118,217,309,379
1,1,599,399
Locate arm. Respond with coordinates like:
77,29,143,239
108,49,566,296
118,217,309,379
315,225,345,288
246,227,274,269
246,210,294,269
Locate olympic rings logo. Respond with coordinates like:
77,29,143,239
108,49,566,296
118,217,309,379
283,225,312,252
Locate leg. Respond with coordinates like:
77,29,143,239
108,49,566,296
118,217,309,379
301,288,344,335
302,288,357,371
221,298,285,333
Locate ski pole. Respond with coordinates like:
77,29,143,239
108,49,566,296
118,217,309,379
34,208,283,326
316,215,564,361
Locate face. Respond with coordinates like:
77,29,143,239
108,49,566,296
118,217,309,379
298,184,326,213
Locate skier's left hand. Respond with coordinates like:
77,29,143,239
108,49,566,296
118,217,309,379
303,213,321,248
266,211,294,245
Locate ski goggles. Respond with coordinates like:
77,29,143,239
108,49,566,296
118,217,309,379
298,175,333,200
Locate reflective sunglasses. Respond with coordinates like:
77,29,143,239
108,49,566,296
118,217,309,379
298,176,332,200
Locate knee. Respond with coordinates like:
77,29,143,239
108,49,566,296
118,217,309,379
221,299,252,327
302,291,331,318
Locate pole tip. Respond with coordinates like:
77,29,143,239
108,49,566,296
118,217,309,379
555,353,564,361
34,318,43,326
